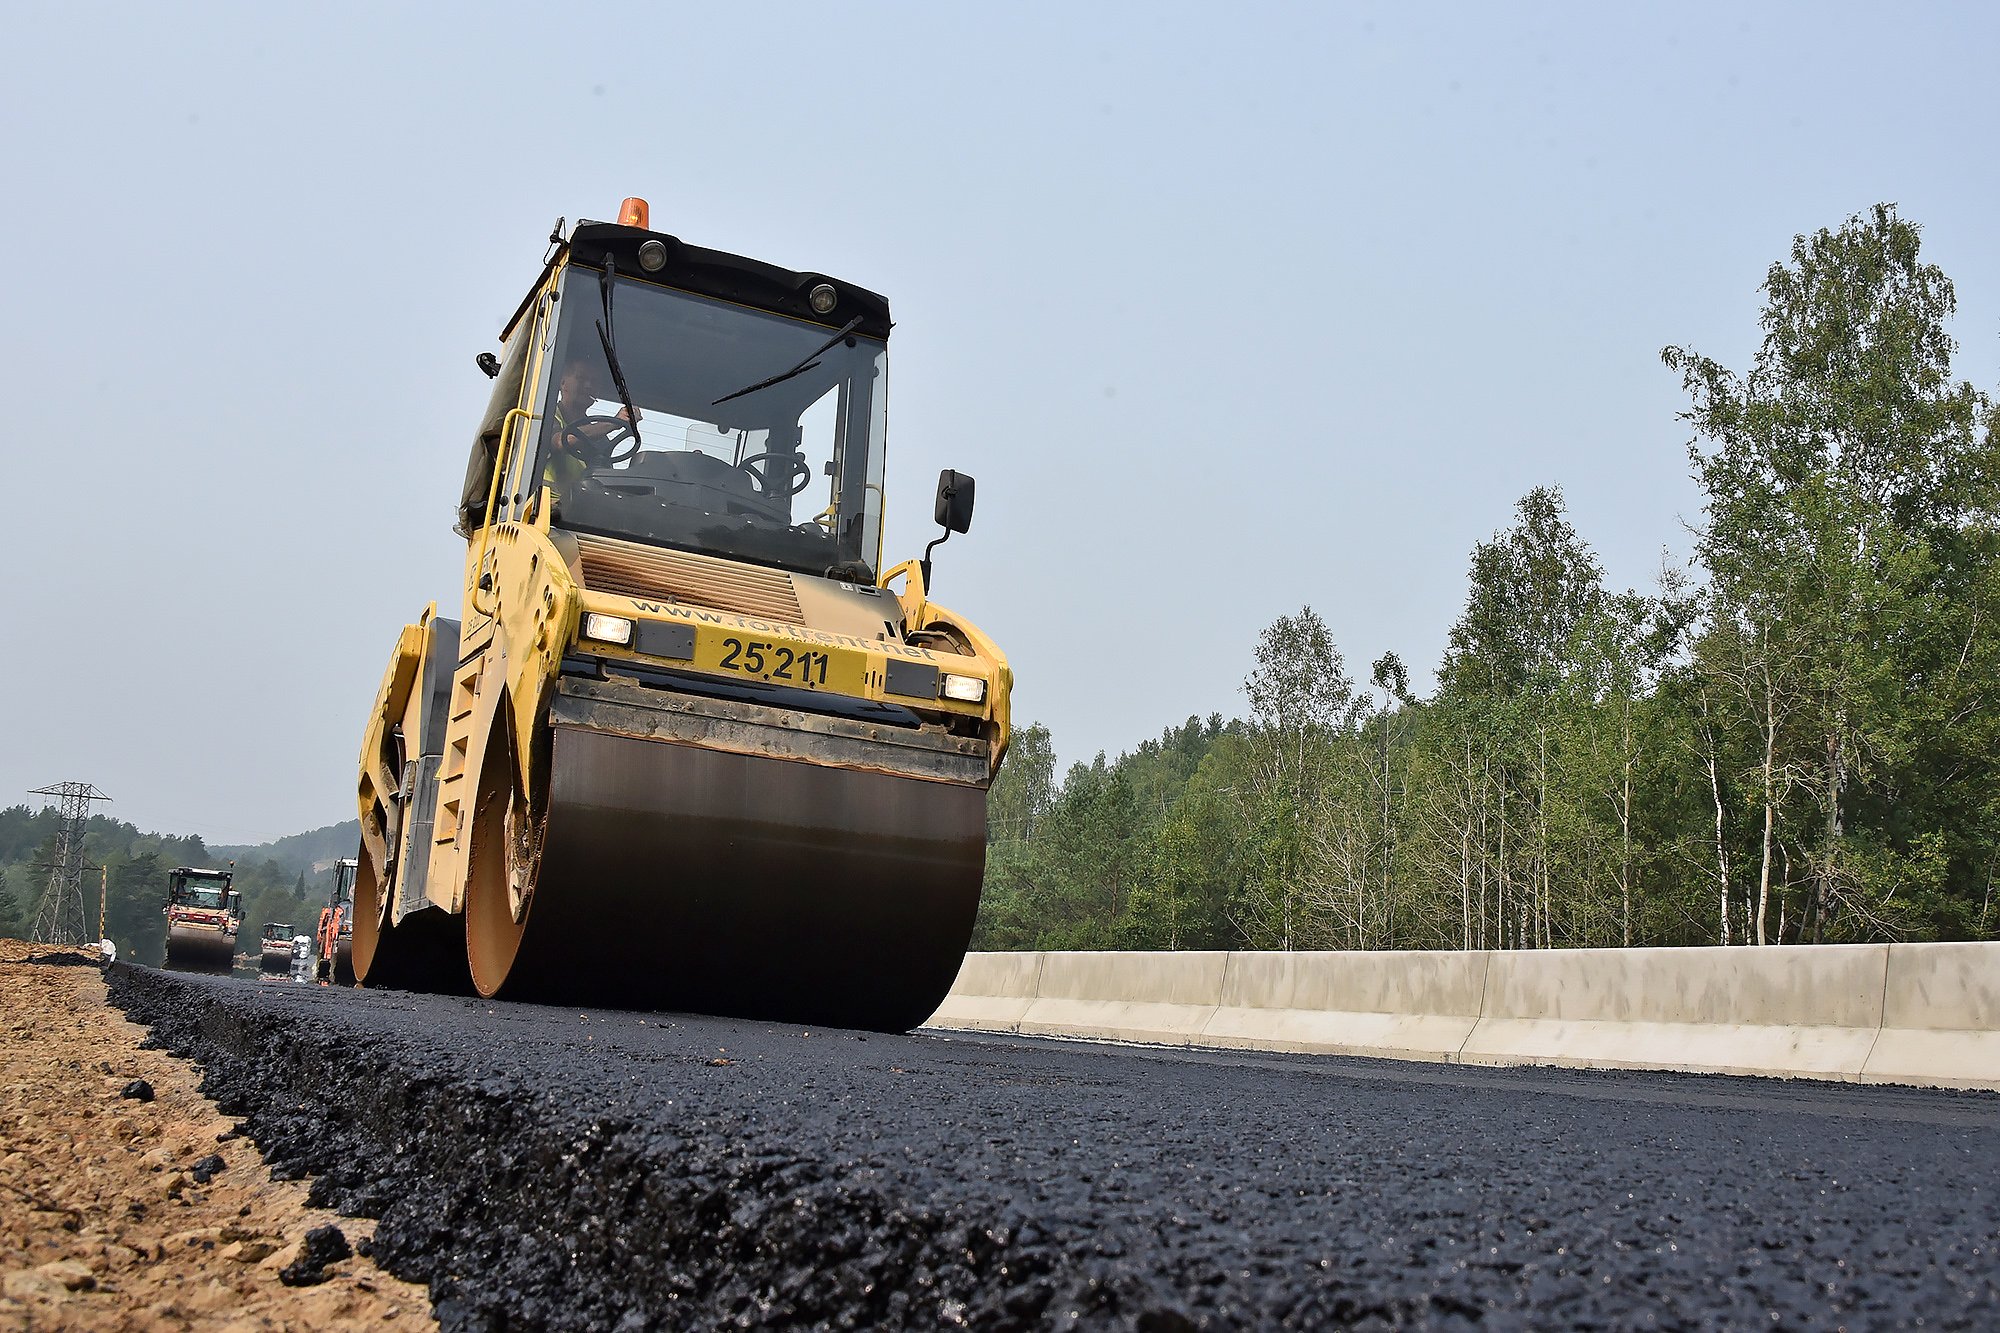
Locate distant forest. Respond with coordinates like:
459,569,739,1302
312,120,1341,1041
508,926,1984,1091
0,809,359,965
973,205,2000,953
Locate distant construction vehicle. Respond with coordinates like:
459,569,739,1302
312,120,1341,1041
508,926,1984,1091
163,867,239,968
316,859,356,984
350,197,1011,1030
259,921,297,973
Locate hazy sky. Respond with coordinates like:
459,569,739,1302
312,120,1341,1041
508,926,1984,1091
3,2,1996,844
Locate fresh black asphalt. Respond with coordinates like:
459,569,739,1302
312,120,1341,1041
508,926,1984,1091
106,964,2000,1330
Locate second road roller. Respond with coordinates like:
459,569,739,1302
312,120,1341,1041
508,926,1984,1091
351,198,1011,1030
163,866,240,969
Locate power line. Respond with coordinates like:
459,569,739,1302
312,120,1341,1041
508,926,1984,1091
28,781,111,947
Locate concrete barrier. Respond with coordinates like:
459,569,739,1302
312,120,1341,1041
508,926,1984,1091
1863,942,2000,1091
1460,944,1888,1081
927,942,2000,1090
928,951,1044,1033
1203,950,1486,1062
1015,951,1228,1046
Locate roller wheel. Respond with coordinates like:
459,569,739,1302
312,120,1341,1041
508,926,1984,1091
349,842,390,978
353,840,472,994
466,715,542,998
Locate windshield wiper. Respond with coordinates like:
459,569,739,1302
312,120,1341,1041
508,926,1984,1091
595,259,643,448
712,315,863,407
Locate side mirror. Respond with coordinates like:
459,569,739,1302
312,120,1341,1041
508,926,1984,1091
922,469,976,595
476,351,501,379
934,469,975,534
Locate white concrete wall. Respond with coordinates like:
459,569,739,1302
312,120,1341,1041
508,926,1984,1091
1460,945,1888,1081
929,951,1044,1031
1863,942,2000,1090
1016,951,1229,1046
1205,951,1486,1062
928,942,2000,1091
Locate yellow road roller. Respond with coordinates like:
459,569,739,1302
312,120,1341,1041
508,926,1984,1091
351,199,1010,1030
163,866,240,969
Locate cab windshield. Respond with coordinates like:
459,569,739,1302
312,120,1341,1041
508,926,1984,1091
528,269,889,579
178,885,227,910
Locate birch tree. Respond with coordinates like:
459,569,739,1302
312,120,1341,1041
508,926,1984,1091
1666,204,1998,940
1238,607,1364,949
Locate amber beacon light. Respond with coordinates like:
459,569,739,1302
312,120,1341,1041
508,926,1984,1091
619,197,650,228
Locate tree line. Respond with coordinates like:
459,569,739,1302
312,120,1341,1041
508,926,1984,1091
974,205,2000,953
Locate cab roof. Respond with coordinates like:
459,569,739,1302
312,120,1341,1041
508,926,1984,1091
502,220,892,343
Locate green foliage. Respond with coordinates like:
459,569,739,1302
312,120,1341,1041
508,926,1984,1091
210,821,360,879
972,716,1248,950
987,204,2000,953
1666,203,2000,943
986,724,1055,843
0,868,22,938
104,852,168,964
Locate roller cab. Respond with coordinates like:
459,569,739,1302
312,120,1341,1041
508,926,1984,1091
353,202,1011,1029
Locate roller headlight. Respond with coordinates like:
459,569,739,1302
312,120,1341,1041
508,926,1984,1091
941,673,986,703
582,613,634,646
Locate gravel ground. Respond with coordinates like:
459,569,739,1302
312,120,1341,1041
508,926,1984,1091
107,964,2000,1331
0,942,433,1330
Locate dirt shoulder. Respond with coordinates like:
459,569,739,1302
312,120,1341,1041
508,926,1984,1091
0,939,434,1331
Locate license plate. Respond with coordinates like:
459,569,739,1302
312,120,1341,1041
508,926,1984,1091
697,633,864,693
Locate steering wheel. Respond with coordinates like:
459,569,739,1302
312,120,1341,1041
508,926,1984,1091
736,451,813,499
562,414,640,467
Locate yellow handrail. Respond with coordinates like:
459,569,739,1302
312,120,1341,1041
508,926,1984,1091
471,405,535,618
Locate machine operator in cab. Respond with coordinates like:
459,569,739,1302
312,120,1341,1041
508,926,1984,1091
539,355,638,501
456,348,638,534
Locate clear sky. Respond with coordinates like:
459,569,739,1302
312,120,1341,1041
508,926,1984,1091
2,2,1996,844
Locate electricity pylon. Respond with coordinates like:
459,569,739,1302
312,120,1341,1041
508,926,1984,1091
28,781,110,946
